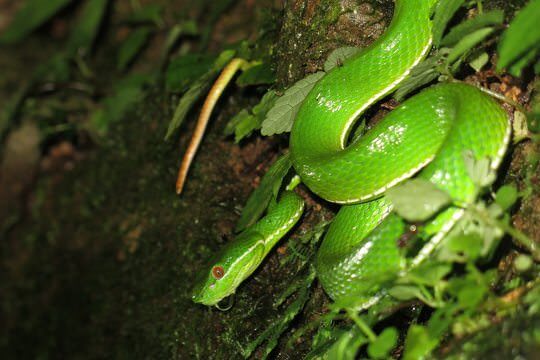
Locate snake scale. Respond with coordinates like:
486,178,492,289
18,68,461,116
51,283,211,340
191,0,510,307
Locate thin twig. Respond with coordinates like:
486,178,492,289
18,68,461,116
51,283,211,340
175,58,246,194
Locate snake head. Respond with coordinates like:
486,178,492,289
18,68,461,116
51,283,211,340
191,230,265,306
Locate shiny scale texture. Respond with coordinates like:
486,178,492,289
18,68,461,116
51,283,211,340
291,0,510,303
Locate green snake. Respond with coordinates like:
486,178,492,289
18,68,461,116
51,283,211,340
191,0,510,306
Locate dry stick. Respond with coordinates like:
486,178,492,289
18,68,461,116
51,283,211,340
175,58,246,194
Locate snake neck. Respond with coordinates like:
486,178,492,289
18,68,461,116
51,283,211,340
291,0,434,158
289,0,435,203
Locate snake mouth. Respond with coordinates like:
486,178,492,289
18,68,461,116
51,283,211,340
191,284,205,304
191,270,213,304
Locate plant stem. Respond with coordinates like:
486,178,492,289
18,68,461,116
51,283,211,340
347,310,377,342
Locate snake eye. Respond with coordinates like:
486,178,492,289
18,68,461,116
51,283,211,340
211,266,225,279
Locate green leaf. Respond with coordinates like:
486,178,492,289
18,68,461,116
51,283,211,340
224,90,278,142
117,27,153,70
0,84,30,142
324,328,366,360
126,4,163,25
447,233,483,261
462,151,496,187
386,179,452,222
261,72,325,136
468,51,489,72
231,111,259,143
402,325,439,360
524,285,540,316
236,63,275,87
441,10,503,47
66,0,109,57
33,53,71,83
447,27,494,64
497,0,540,71
457,282,486,309
514,254,533,272
165,74,213,138
252,91,279,117
406,262,452,286
324,47,361,72
495,185,518,211
243,268,316,359
164,50,235,140
160,21,198,66
165,53,215,92
432,0,466,46
90,74,153,135
388,285,425,301
448,273,487,310
529,81,540,133
224,109,252,137
394,55,442,101
508,46,539,77
235,154,292,232
426,306,456,338
0,0,72,44
367,327,398,359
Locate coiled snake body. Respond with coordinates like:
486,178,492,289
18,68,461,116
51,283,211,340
192,0,510,306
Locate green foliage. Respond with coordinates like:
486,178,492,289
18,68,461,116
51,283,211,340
396,2,503,100
236,63,275,87
0,0,72,44
90,74,154,135
243,269,316,359
403,261,453,287
160,21,198,65
446,233,484,261
468,51,489,72
0,85,30,142
224,91,278,143
497,0,540,76
322,328,366,360
235,154,292,232
402,325,440,360
117,27,153,70
386,179,452,222
463,150,496,187
447,27,494,64
280,220,330,269
34,53,72,83
529,82,540,133
432,0,467,46
65,0,108,57
440,10,504,47
394,55,444,101
514,254,533,272
260,46,361,136
165,50,235,140
260,72,325,136
495,185,519,211
524,284,540,315
125,4,163,26
367,327,398,359
165,53,215,92
388,262,452,307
